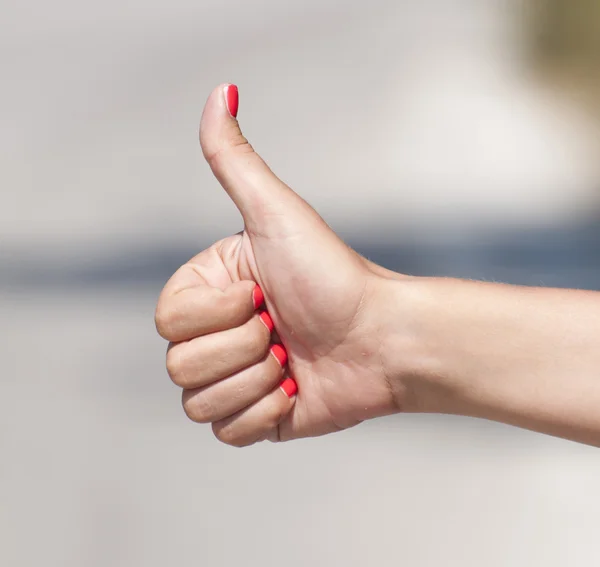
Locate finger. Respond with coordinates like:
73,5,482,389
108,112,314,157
199,84,365,307
181,346,288,423
211,378,298,448
156,275,262,343
166,312,281,389
199,83,329,237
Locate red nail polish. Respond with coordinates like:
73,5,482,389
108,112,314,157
224,84,239,118
259,311,274,333
253,284,264,310
270,344,288,367
280,377,298,398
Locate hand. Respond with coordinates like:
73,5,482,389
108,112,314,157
155,84,407,446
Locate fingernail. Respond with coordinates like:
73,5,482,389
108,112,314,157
253,284,264,310
259,311,274,333
270,344,288,367
224,84,239,118
280,377,298,398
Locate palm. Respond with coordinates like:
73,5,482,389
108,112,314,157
204,228,390,440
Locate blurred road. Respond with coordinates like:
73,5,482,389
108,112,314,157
2,1,600,566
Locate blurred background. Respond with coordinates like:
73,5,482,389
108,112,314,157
2,0,600,565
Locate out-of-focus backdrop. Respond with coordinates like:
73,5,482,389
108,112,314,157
2,1,600,565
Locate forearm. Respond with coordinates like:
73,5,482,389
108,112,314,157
386,277,600,446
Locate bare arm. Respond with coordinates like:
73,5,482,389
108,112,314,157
383,277,600,446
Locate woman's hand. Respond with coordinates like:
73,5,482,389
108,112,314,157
156,84,600,448
155,85,408,446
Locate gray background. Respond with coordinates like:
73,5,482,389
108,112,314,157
2,1,600,565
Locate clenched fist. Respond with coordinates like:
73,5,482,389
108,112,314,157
155,84,409,447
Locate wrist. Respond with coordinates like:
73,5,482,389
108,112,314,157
369,270,600,446
373,274,459,415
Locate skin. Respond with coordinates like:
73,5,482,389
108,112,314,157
155,84,600,448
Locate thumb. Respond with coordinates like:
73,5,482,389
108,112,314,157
199,84,321,236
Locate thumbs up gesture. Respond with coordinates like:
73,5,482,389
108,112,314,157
155,85,405,446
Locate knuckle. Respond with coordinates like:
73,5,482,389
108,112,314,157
166,345,187,387
154,305,171,339
155,303,180,340
207,139,254,173
213,424,235,445
183,393,213,424
212,423,247,448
